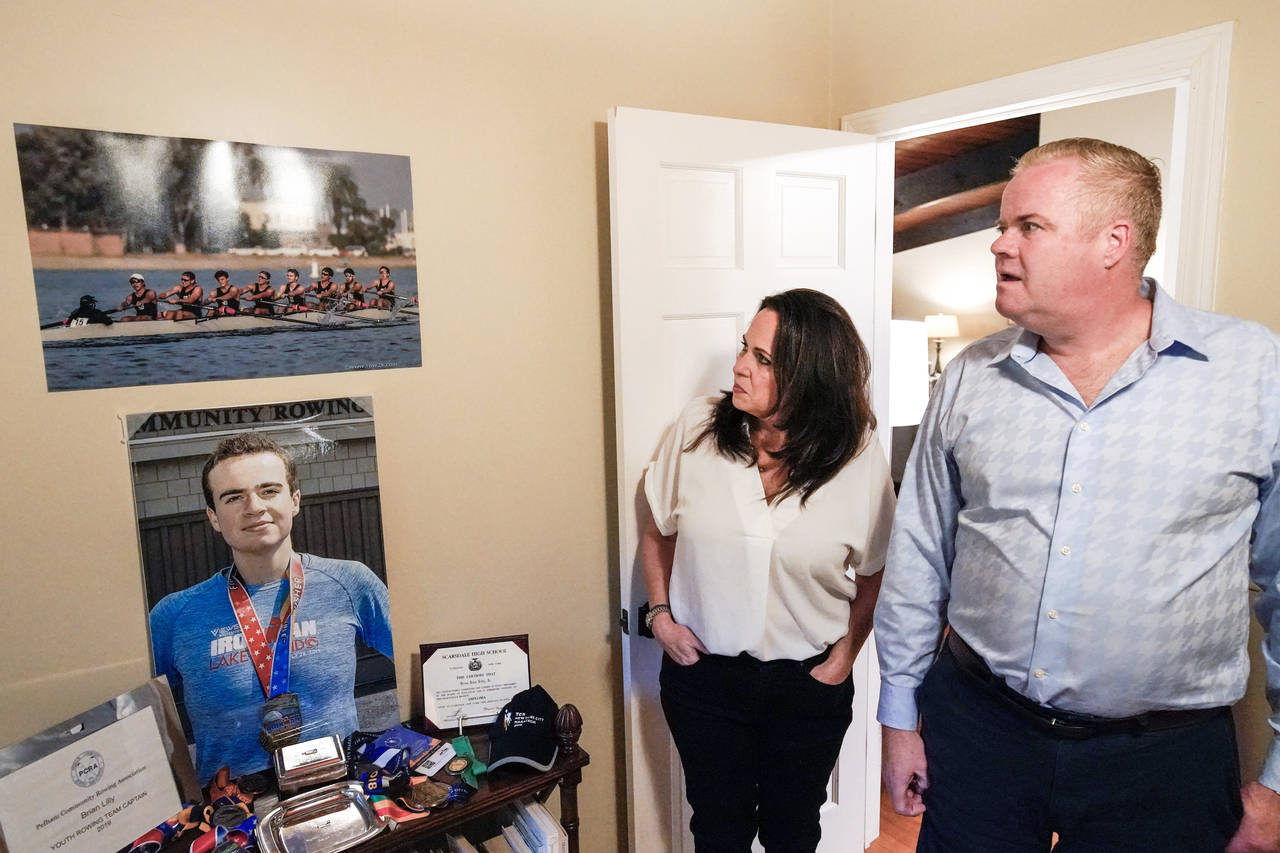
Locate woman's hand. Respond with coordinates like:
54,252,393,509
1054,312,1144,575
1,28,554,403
807,650,854,685
652,612,708,665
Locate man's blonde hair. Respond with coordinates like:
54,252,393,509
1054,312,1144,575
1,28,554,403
1013,138,1162,268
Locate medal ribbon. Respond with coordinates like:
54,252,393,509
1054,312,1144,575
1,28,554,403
227,554,304,699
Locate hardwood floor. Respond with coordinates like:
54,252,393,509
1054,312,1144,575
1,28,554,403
863,791,1060,852
865,791,921,853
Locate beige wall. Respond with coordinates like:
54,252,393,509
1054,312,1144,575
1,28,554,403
834,0,1280,776
6,2,1279,847
0,2,831,850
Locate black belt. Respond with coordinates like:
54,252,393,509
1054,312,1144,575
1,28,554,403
944,632,1225,739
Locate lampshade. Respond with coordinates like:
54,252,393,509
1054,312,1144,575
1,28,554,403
890,320,929,426
923,313,960,339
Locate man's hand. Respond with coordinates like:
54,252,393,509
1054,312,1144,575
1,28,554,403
883,726,928,817
1226,781,1280,853
651,613,707,666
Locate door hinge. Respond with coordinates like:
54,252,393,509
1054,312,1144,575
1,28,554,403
619,607,630,635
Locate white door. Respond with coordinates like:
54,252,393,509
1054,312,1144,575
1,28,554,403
609,106,882,853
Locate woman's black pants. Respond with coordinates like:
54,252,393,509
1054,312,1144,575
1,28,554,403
660,649,854,853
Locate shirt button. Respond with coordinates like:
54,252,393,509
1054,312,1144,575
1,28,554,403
1071,483,1082,494
1060,545,1071,556
1048,609,1059,619
1079,422,1091,432
1034,669,1046,679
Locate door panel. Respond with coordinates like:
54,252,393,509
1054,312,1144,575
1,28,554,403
609,106,880,852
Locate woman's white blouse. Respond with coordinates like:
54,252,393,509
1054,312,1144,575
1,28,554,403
644,396,896,661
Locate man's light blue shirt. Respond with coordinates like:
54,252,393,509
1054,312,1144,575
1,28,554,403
875,280,1280,789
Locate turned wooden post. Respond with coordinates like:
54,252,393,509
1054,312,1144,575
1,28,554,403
555,703,583,853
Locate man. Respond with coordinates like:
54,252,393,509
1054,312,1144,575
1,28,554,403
149,432,393,782
339,268,364,307
309,266,338,308
118,273,158,321
240,270,276,315
205,269,240,316
64,294,113,326
875,138,1280,852
275,268,307,313
156,271,203,320
367,265,396,309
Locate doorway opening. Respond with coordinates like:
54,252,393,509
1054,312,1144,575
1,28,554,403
841,22,1232,848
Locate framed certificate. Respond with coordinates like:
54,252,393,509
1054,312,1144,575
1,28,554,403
0,706,181,853
419,635,531,732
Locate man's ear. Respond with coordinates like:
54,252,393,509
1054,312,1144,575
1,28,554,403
1102,219,1134,270
206,506,221,532
291,490,301,517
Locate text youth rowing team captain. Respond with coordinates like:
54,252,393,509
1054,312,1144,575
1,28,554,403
149,432,393,782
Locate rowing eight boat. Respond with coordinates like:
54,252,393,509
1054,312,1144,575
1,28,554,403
42,307,417,345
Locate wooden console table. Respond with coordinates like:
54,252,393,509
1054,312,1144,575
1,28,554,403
356,704,589,853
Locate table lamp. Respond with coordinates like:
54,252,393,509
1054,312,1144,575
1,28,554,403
924,313,960,377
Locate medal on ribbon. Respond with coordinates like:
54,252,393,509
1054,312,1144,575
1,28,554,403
226,555,305,751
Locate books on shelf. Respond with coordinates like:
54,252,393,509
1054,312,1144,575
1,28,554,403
502,825,535,853
435,798,567,853
481,832,517,853
447,832,482,853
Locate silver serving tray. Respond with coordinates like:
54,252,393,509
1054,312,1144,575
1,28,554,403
256,782,386,853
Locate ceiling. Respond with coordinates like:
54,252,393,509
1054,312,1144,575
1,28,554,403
893,114,1040,252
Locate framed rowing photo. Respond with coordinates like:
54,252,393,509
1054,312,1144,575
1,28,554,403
14,123,421,392
124,396,399,785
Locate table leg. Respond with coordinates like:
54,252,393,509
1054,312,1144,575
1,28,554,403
558,767,582,853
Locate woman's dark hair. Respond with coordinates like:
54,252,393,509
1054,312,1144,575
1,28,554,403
688,288,876,504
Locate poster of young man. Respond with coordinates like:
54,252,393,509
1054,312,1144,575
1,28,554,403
16,123,420,392
125,397,397,783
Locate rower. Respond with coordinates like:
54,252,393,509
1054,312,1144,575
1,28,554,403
119,274,158,322
309,267,338,309
205,270,241,316
368,266,395,309
64,294,114,327
158,271,203,320
275,268,307,313
340,268,365,308
241,270,276,315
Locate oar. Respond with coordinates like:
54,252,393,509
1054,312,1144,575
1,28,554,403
263,297,361,321
384,294,419,319
41,306,127,329
194,299,370,330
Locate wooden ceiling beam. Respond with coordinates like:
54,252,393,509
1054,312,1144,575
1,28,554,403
894,180,1008,232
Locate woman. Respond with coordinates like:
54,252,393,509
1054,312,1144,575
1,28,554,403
641,288,895,852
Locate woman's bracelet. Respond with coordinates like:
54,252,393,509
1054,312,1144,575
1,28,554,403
645,603,673,631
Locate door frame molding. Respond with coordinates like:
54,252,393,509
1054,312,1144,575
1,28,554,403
843,22,1232,313
840,23,1232,848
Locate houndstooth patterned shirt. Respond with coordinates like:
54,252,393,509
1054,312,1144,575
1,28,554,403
875,279,1280,788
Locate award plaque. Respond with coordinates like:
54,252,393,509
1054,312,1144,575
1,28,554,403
419,635,531,731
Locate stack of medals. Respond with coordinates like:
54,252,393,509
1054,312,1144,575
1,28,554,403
404,778,453,811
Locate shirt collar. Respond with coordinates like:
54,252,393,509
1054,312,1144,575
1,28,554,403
986,277,1209,366
1144,277,1208,358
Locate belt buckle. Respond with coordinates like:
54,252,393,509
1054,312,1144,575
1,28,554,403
1046,715,1093,739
